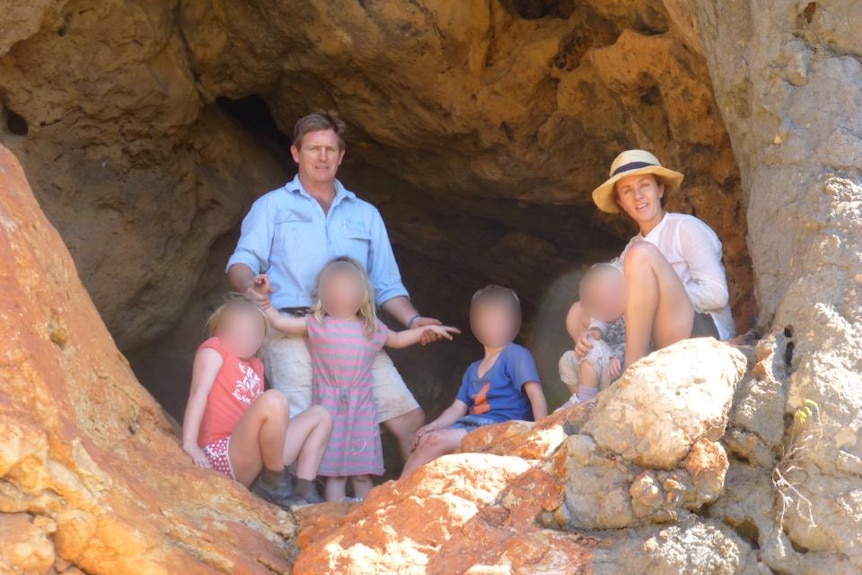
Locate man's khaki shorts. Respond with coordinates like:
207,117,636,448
264,333,420,423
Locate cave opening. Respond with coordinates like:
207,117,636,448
132,91,630,475
217,94,295,175
4,107,28,137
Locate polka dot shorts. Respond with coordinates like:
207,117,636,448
203,437,235,480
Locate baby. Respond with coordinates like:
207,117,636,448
559,263,626,405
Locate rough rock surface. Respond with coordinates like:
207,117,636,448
691,1,862,572
294,338,762,573
583,339,747,469
0,144,294,574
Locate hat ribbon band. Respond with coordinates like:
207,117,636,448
611,161,657,177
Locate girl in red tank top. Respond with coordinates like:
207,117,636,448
181,299,333,508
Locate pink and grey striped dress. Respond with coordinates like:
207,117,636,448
306,315,388,477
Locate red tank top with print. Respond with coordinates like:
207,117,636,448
196,337,265,447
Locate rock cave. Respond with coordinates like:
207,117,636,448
0,1,859,574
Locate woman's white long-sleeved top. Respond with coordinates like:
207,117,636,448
619,212,736,340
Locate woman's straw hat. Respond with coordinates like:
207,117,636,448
591,150,685,214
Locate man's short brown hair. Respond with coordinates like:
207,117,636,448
293,110,347,150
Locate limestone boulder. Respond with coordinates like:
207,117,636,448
0,144,294,574
293,453,539,575
691,1,862,570
294,337,760,571
591,518,768,575
583,338,749,469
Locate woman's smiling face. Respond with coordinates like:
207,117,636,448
616,173,665,232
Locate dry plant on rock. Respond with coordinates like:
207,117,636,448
772,399,821,532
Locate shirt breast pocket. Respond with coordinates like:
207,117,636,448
272,210,314,261
340,221,372,265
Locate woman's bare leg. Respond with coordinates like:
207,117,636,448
623,241,695,368
228,389,291,486
282,405,332,481
400,428,468,478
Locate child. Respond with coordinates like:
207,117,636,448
255,257,459,502
558,263,626,406
401,285,547,478
182,298,333,508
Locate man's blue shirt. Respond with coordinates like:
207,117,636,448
227,175,409,309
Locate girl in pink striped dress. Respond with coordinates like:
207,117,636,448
256,257,458,502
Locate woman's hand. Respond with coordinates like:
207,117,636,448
183,444,211,468
575,328,603,359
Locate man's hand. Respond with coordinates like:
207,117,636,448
608,356,622,380
575,328,603,359
421,324,461,343
412,316,445,345
246,274,273,306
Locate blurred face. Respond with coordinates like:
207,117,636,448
470,299,520,348
581,269,627,322
291,129,345,188
616,173,665,231
319,266,365,319
216,308,266,360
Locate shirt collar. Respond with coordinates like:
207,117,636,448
285,174,356,205
638,211,669,241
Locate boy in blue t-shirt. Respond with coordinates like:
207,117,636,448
401,285,547,477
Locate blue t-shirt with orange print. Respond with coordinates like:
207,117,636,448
455,343,541,423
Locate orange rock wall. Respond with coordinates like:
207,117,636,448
0,144,293,575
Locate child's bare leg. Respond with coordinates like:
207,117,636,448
577,361,599,402
282,405,332,480
325,477,347,502
400,428,468,478
351,475,373,499
228,389,291,486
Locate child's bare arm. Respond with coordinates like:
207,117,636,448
386,324,460,349
412,400,469,449
523,381,548,421
262,305,308,336
182,347,224,467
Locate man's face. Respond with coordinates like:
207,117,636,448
291,129,345,188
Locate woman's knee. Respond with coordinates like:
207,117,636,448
566,301,589,340
623,241,662,271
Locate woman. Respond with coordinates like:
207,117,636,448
567,149,735,369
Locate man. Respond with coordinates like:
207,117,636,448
227,110,443,461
